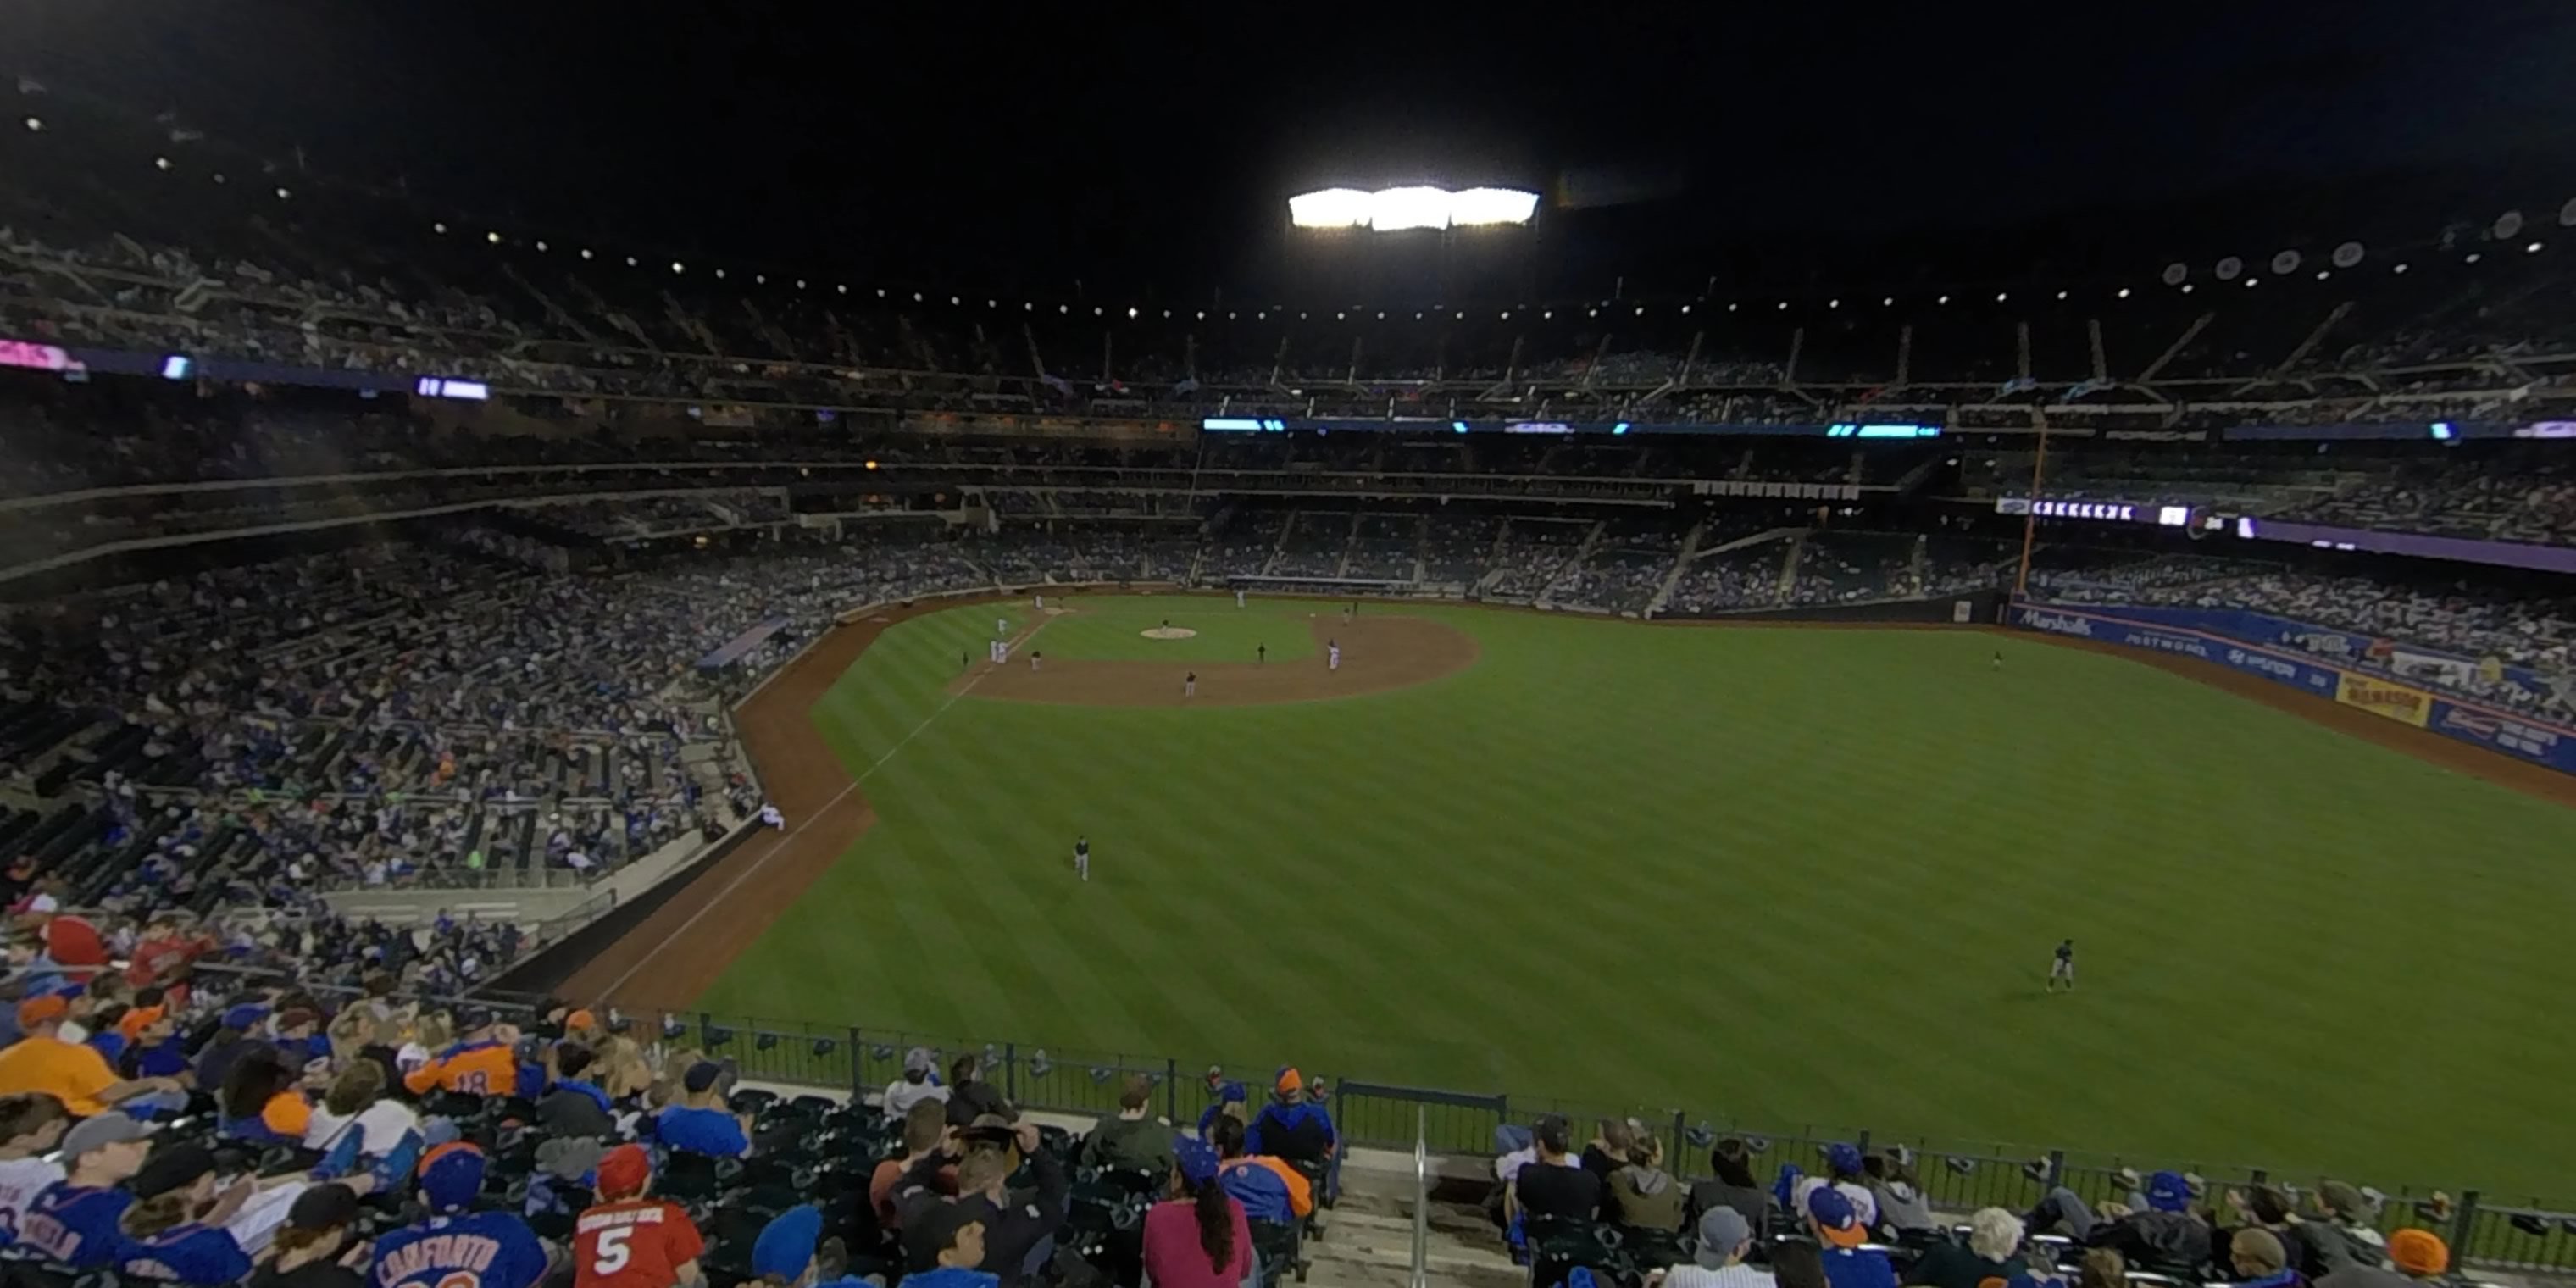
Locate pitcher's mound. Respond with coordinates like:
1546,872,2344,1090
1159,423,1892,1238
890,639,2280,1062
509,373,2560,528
1042,606,1078,616
1141,626,1198,640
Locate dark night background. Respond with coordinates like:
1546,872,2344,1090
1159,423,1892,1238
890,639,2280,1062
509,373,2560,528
10,0,2576,302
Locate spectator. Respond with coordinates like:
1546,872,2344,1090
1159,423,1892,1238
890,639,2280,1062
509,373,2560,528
1808,1187,1896,1288
535,1046,617,1140
14,1112,154,1269
1653,1207,1773,1288
1907,1208,2029,1288
749,1204,874,1288
219,1046,314,1145
1582,1118,1638,1187
2303,1182,2389,1275
193,1003,272,1093
117,1142,258,1286
1080,1074,1175,1176
0,1091,69,1231
1607,1133,1685,1231
871,1101,954,1233
2024,1170,2211,1270
1687,1139,1771,1241
1245,1067,1335,1175
941,1053,1009,1128
251,1182,369,1288
1142,1137,1252,1288
2079,1249,2129,1288
1863,1152,1938,1236
304,1060,420,1159
2231,1229,2302,1288
884,1047,950,1120
368,1144,550,1288
0,996,183,1116
896,1203,998,1288
897,1119,1067,1288
2322,1230,2447,1288
2229,1186,2316,1281
1793,1144,1880,1230
1506,1114,1601,1228
402,1008,525,1098
571,1145,705,1288
654,1062,752,1158
1210,1113,1312,1224
1771,1242,1832,1288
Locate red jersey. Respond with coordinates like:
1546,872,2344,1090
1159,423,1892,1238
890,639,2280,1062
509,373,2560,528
125,935,202,988
42,916,106,974
573,1199,704,1288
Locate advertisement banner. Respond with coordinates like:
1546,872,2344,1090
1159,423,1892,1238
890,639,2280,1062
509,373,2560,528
2011,603,2576,776
2058,602,2569,720
2334,674,2434,728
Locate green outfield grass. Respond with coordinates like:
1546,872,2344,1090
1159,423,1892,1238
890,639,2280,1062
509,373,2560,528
698,597,2576,1198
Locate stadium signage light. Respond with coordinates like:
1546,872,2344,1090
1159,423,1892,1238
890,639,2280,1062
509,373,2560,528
1289,186,1540,230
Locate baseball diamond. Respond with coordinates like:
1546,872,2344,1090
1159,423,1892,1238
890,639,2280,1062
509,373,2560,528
563,591,2576,1198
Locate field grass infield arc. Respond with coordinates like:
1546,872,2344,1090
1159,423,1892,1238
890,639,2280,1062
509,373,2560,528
566,590,2576,1200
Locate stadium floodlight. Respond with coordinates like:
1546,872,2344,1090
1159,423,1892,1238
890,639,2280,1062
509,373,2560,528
713,269,726,280
486,231,501,245
580,248,592,259
155,157,172,171
20,116,38,132
275,186,291,201
1288,185,1540,230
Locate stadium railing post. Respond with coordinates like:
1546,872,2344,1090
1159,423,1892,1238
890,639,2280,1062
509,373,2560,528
849,1027,865,1097
1670,1111,1688,1159
2046,1149,2066,1189
1004,1041,1019,1102
2449,1190,2479,1270
1857,1130,1873,1156
1164,1058,1180,1124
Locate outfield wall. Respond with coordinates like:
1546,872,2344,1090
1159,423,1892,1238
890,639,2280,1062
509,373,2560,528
2011,602,2576,776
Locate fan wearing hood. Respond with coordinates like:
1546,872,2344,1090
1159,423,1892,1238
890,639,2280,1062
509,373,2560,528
1606,1134,1685,1231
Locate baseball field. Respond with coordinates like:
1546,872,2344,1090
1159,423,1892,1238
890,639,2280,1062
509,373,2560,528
578,592,2576,1199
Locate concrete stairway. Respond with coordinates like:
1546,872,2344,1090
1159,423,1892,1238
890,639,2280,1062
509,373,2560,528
1309,1159,1524,1288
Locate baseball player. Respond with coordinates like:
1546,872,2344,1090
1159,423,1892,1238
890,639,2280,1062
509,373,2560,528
1034,593,1045,612
997,616,1009,636
1257,642,1266,664
2048,939,2075,992
1029,649,1041,672
1327,641,1341,672
1235,588,1246,608
1993,648,2004,671
961,650,970,674
758,803,785,830
1074,836,1090,882
1184,670,1197,698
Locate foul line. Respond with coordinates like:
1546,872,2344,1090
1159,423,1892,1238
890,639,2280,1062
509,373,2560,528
591,615,1054,1004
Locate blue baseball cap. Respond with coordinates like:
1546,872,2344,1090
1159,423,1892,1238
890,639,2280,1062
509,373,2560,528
221,1003,270,1030
1807,1185,1866,1247
2145,1170,2193,1213
1175,1135,1219,1185
751,1205,823,1280
417,1142,486,1213
1824,1142,1863,1175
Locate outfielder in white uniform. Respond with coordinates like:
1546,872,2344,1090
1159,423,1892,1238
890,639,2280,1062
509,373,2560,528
1235,589,1246,608
997,616,1009,636
1328,641,1341,672
1074,836,1090,881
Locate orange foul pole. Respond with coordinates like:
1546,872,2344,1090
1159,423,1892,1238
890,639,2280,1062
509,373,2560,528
2012,404,2050,598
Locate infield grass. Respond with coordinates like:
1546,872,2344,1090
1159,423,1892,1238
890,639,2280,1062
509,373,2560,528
698,596,2576,1200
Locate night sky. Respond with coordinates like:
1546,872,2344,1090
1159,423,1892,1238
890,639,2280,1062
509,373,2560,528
12,0,2576,298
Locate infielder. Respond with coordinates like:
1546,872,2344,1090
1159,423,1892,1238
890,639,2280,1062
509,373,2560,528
1074,835,1090,881
1030,649,1042,672
997,616,1009,636
1035,593,1046,611
1185,670,1197,698
1235,588,1246,608
759,802,785,829
1327,640,1341,672
2048,939,2075,992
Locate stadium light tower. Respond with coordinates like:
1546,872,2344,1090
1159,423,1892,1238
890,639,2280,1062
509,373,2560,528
1288,186,1540,231
1285,182,1542,306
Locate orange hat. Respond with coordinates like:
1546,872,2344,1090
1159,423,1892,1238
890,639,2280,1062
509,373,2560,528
15,996,67,1029
595,1144,651,1198
1274,1067,1302,1096
118,1005,165,1042
564,1009,597,1033
2388,1230,2447,1277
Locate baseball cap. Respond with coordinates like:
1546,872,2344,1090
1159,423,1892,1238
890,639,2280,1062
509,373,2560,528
903,1046,935,1076
751,1205,824,1280
59,1112,154,1158
681,1062,723,1094
2144,1170,2193,1213
1274,1067,1302,1096
2318,1180,2373,1222
118,1005,165,1042
14,997,66,1029
417,1142,488,1213
1174,1135,1219,1185
1824,1142,1863,1176
1694,1207,1752,1268
131,1143,217,1199
1533,1113,1572,1154
2388,1229,2448,1277
1807,1185,1867,1248
564,1009,597,1033
220,1003,270,1031
286,1182,361,1232
456,1007,496,1033
595,1144,651,1197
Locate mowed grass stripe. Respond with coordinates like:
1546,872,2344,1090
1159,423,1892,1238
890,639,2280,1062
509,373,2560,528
703,602,2576,1199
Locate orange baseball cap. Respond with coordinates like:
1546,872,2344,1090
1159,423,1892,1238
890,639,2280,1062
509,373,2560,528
2388,1230,2447,1277
1274,1067,1302,1095
15,996,67,1029
118,1005,165,1041
564,1009,597,1032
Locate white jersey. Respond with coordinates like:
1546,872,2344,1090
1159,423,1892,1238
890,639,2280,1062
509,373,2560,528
0,1154,66,1234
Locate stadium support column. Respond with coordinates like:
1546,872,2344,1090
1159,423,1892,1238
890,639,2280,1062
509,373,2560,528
2014,403,2050,597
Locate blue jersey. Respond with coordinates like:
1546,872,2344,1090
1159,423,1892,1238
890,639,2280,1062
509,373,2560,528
121,1222,253,1286
14,1183,134,1269
652,1106,748,1158
369,1211,549,1288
